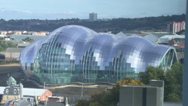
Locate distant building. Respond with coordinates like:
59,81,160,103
0,31,8,35
14,31,23,35
0,76,52,105
89,13,97,21
157,35,185,52
32,31,49,36
157,35,185,62
0,34,7,38
0,31,49,36
20,25,178,85
7,31,14,35
168,21,186,34
3,48,23,62
119,80,164,106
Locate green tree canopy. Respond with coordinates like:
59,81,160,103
0,40,16,52
165,63,183,102
139,63,183,102
139,66,165,84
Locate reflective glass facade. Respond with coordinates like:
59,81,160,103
20,25,178,84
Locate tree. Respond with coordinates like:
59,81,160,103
0,40,16,52
139,66,165,84
89,102,102,106
139,63,183,102
165,63,183,102
76,100,89,106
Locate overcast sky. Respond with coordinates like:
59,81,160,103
0,0,186,19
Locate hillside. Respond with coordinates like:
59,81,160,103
0,14,185,33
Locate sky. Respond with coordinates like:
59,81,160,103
0,0,186,19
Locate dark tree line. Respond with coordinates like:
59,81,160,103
0,14,185,33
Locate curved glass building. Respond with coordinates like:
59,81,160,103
20,25,178,84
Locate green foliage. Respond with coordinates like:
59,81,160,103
76,100,89,106
89,101,102,106
0,46,3,51
139,63,183,102
0,40,16,52
139,66,165,84
165,93,181,102
165,63,183,102
118,79,144,86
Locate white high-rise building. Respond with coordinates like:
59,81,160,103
89,13,97,21
168,21,186,34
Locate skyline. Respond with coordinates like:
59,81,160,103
0,0,186,19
